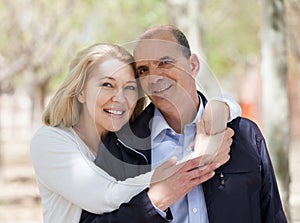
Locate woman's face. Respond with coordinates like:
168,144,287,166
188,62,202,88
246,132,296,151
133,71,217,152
79,58,138,134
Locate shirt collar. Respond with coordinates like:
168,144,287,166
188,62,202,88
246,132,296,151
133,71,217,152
151,95,204,141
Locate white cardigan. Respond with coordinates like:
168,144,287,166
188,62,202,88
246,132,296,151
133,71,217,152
30,126,153,223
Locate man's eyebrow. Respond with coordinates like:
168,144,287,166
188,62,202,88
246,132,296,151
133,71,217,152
135,56,176,68
159,56,175,61
136,64,148,69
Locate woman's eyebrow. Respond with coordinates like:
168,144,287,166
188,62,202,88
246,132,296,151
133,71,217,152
126,80,137,84
98,76,115,81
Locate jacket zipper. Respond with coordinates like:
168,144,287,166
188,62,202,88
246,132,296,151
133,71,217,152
117,139,149,164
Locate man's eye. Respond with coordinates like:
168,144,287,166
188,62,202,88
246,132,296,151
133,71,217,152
137,67,148,76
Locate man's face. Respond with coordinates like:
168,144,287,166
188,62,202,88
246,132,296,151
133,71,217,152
134,36,198,112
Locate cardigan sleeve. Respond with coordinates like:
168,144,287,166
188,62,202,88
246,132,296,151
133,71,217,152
211,94,242,121
80,189,173,223
30,126,153,214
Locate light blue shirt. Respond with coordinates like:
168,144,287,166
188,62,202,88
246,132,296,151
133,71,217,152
151,99,209,223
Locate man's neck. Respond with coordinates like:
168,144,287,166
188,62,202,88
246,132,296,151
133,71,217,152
159,95,200,133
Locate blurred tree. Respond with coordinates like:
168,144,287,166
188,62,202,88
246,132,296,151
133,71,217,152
0,0,169,129
287,0,300,140
0,0,80,128
167,0,219,97
167,0,261,78
261,0,290,219
166,0,261,98
167,0,206,58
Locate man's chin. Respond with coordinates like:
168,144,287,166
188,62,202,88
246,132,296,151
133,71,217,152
151,96,175,109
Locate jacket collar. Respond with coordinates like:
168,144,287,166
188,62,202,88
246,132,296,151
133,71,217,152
115,91,207,160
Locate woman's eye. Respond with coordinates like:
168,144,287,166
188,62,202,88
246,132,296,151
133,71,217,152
125,85,136,91
102,82,113,88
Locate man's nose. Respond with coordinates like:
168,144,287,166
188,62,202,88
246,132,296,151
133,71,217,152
146,74,165,84
147,63,164,83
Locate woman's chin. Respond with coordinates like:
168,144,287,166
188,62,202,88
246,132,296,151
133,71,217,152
107,121,126,132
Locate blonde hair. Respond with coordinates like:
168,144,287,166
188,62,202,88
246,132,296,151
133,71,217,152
43,43,145,127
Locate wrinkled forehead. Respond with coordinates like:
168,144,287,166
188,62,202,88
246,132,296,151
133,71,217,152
134,39,184,62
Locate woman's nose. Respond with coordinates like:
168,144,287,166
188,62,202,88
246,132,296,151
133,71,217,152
112,89,126,102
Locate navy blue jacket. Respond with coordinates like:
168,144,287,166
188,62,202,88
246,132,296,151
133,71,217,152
80,93,287,223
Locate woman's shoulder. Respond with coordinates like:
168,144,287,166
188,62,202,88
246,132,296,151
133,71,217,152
32,125,73,138
30,125,76,151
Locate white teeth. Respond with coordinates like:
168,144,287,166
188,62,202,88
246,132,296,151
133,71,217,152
106,110,123,115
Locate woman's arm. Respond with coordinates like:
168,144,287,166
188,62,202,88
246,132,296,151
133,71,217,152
210,95,242,122
80,189,173,223
203,96,242,135
79,157,219,223
30,126,153,214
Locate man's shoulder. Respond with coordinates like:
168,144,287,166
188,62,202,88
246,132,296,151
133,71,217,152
132,103,156,124
228,117,263,140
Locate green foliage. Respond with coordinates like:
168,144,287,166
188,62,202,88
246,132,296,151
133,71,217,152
0,0,264,93
0,0,166,94
76,0,168,45
203,0,261,77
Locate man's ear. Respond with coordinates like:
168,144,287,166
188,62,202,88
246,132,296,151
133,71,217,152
77,91,86,103
189,53,200,78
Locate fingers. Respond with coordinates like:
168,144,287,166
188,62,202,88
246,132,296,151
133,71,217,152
214,148,231,165
201,100,229,135
179,155,212,173
217,128,233,153
224,127,234,138
186,162,219,179
157,156,177,170
191,171,216,186
152,157,180,183
213,136,231,165
196,119,206,135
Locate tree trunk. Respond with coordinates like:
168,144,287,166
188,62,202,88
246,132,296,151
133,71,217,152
24,70,45,130
167,0,206,58
261,0,290,220
0,95,2,182
167,0,222,98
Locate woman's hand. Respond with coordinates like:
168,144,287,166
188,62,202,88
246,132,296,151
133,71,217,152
201,100,230,135
147,100,234,212
148,156,219,211
194,120,234,166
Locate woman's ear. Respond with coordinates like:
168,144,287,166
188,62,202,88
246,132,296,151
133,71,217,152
189,53,200,79
77,91,86,103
